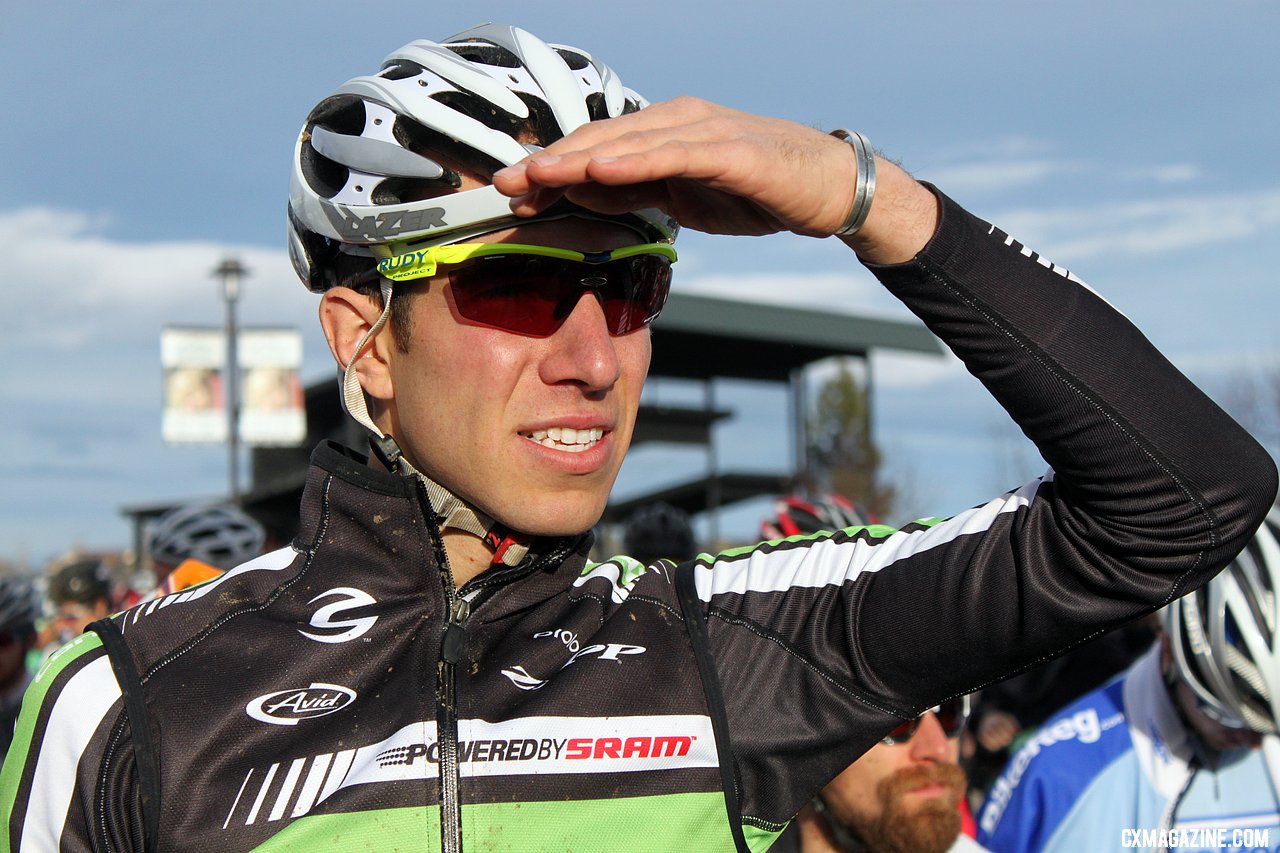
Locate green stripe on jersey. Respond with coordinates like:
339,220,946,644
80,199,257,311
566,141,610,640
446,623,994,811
252,792,746,852
0,632,105,847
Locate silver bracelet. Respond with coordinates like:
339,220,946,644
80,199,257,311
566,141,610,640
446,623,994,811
828,129,877,237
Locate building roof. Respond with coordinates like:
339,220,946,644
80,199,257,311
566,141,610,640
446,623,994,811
650,292,942,381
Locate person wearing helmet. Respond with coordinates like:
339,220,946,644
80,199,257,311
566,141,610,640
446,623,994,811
4,23,1273,853
759,493,875,541
978,509,1280,852
146,504,267,597
0,576,41,764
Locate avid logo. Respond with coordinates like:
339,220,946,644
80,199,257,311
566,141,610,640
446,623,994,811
298,587,378,644
500,628,646,691
245,683,357,726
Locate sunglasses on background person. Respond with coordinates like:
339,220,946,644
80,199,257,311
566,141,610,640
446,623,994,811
882,695,972,745
367,242,677,337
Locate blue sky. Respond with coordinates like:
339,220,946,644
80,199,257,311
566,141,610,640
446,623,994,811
3,2,1278,565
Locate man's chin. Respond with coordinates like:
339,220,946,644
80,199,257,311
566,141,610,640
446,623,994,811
495,495,609,539
859,765,966,853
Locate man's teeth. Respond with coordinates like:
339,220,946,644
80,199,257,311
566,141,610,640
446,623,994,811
523,427,604,452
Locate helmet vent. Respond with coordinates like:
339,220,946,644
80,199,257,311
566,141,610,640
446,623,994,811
445,42,522,68
553,48,591,71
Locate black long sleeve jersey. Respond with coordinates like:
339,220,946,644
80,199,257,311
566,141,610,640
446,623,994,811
3,189,1274,853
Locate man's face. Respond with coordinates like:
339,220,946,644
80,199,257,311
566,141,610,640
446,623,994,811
819,711,967,853
380,218,652,537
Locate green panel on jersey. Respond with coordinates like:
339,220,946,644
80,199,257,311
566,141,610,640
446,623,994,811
251,792,750,852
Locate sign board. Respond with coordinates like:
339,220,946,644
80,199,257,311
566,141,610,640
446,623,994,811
161,327,306,446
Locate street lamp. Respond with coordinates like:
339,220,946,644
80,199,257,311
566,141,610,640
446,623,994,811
213,258,249,503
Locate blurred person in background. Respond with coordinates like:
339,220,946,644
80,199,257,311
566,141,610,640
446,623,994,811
37,559,112,653
0,576,41,762
622,501,698,566
762,495,985,852
978,508,1280,852
145,503,267,598
774,696,987,853
965,613,1160,800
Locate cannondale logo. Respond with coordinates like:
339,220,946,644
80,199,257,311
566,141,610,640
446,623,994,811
299,587,378,644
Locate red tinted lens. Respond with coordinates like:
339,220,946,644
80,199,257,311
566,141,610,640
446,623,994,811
883,697,969,744
935,697,969,736
884,718,918,743
447,254,671,337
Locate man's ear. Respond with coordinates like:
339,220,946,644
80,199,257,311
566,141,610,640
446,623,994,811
318,287,396,402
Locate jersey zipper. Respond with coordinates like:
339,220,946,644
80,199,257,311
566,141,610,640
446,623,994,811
437,593,469,853
416,478,469,853
421,486,585,853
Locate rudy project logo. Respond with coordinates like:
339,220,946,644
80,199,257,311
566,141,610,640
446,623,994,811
245,683,357,726
298,587,378,644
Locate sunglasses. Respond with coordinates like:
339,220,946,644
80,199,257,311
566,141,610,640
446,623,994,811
882,695,971,745
375,242,677,338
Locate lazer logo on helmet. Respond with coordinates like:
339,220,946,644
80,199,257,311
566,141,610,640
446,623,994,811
298,587,378,644
322,204,447,240
245,683,357,726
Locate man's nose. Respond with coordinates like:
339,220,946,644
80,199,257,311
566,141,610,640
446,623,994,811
907,711,953,763
539,291,623,392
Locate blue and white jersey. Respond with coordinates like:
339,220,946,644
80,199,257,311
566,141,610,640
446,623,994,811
978,647,1280,853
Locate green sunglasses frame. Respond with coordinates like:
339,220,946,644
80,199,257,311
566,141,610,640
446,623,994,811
376,241,678,283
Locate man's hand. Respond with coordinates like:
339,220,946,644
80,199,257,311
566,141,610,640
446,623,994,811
491,97,938,265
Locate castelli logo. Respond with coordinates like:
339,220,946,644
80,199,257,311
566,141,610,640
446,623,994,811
245,683,357,726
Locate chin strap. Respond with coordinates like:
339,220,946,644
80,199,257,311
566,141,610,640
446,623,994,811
341,279,531,567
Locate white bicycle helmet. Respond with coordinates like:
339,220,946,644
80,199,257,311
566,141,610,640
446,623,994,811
288,22,679,293
1165,507,1280,733
149,504,267,571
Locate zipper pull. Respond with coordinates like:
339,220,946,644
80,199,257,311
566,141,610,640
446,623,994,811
442,597,469,665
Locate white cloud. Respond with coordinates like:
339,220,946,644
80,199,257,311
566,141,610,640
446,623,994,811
920,158,1080,194
995,188,1280,261
0,207,319,351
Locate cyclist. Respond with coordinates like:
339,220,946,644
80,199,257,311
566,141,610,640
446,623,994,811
779,699,986,853
760,496,986,853
977,508,1280,852
3,23,1272,853
37,559,112,652
146,503,267,597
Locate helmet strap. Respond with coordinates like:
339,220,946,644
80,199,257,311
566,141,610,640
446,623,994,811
340,279,530,568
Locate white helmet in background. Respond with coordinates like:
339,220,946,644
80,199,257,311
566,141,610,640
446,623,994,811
288,22,679,293
1165,507,1280,733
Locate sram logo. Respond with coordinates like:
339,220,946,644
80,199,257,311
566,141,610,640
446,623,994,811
500,628,646,691
299,587,378,643
245,683,356,726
